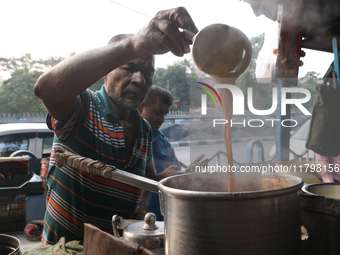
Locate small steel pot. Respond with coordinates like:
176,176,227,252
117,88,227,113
0,234,21,255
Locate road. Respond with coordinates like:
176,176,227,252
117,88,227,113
174,140,275,169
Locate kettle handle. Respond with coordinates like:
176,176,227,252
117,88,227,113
112,215,141,237
112,215,122,237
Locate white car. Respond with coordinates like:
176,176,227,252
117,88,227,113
0,123,54,159
269,119,314,160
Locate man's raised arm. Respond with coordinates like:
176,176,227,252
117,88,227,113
33,7,198,121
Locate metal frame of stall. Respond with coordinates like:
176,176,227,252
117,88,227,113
275,4,303,162
274,3,340,163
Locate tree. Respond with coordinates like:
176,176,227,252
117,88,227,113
153,59,194,111
153,67,167,88
0,54,66,115
236,33,267,110
0,68,45,114
0,54,105,115
0,53,64,75
295,71,319,110
89,77,105,91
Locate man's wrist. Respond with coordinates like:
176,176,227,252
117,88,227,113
154,172,162,181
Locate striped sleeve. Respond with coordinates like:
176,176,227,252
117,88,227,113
46,94,83,140
146,149,156,179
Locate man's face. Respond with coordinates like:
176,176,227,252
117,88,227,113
140,101,170,131
105,55,155,111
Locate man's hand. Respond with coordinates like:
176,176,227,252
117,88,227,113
154,165,181,181
130,7,198,58
184,154,206,173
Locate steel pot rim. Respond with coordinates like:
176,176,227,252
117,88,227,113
302,182,340,196
0,233,21,255
159,173,303,200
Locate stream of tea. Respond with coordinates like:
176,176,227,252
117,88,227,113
219,86,288,192
219,86,236,192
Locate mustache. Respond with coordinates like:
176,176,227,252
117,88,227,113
121,87,144,95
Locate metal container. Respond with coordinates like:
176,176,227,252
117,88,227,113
0,234,21,255
302,182,340,199
300,183,340,254
158,173,303,255
53,151,303,254
112,212,165,253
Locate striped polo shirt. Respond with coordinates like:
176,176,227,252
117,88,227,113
42,85,156,244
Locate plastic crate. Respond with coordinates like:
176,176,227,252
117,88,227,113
0,174,43,232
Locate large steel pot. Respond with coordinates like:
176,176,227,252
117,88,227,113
158,172,303,255
0,234,21,255
54,150,303,255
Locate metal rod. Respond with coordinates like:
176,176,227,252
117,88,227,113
111,169,159,193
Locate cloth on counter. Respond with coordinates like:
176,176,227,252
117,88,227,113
21,237,83,255
83,223,154,255
24,220,44,241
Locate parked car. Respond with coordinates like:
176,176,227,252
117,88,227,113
269,119,314,160
0,123,54,159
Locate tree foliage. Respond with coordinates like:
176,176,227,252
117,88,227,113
295,71,319,110
0,53,64,75
89,77,105,91
153,59,195,111
0,68,45,114
0,54,66,115
0,54,105,115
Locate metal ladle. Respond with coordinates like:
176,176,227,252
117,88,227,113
183,23,252,78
